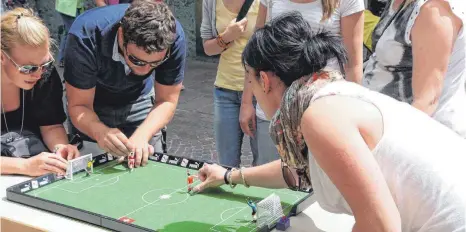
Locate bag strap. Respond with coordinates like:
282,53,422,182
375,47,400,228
236,0,255,22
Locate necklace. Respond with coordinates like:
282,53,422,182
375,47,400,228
1,89,25,143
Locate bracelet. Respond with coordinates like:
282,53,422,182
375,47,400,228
228,168,237,189
224,169,230,185
216,34,230,50
239,167,250,188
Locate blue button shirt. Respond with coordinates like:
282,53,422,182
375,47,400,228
64,4,186,106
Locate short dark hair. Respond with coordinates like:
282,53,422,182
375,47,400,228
242,11,348,87
121,0,176,53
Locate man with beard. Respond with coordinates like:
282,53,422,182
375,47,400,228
64,0,186,168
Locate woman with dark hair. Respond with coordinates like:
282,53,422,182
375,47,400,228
193,12,466,231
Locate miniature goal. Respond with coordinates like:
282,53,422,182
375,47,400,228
65,154,93,180
256,193,285,229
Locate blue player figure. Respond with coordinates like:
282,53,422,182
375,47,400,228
247,198,258,222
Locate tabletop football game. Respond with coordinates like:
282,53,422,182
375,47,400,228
6,146,312,232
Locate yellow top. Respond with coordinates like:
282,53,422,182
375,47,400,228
363,10,380,51
215,0,259,91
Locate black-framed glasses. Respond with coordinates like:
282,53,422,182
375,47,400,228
1,50,54,74
125,46,170,68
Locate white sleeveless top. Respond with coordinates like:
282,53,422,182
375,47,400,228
309,81,466,231
363,0,466,138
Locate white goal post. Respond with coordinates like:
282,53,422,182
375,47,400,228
256,193,284,229
65,154,93,180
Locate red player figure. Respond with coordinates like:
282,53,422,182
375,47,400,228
187,175,194,192
128,152,135,172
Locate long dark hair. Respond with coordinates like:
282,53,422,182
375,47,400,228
242,11,347,87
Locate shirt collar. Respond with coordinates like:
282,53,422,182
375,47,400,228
112,34,131,75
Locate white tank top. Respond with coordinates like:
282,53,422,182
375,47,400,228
309,81,466,231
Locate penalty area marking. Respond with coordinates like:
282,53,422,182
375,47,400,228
94,176,120,188
212,194,303,232
220,207,245,221
33,161,119,197
55,176,122,194
210,206,250,231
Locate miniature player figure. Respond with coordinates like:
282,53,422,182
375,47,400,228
187,169,195,193
247,198,258,222
85,160,95,177
128,152,135,172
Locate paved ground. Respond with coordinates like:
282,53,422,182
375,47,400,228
166,60,254,166
59,59,254,167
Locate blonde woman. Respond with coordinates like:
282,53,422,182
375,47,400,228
1,8,79,176
240,0,365,165
363,0,466,138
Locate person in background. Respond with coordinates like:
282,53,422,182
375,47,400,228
362,9,380,62
368,0,389,17
55,0,85,67
240,0,365,165
94,0,133,7
200,0,261,167
1,8,80,177
65,1,186,168
2,0,29,12
363,0,466,138
194,12,466,231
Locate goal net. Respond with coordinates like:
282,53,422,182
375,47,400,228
256,193,284,229
65,154,93,180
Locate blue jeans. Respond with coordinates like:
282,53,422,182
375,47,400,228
255,117,280,165
71,90,166,155
214,87,258,167
58,11,79,62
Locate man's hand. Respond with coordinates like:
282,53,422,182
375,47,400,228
54,144,80,160
128,135,155,168
96,128,134,157
21,152,68,176
239,102,256,138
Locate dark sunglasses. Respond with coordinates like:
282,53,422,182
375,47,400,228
125,46,170,68
2,50,54,74
281,160,308,191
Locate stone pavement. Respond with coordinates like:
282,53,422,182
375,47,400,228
58,60,254,167
166,60,254,166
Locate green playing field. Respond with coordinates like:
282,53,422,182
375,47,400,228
26,160,308,232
